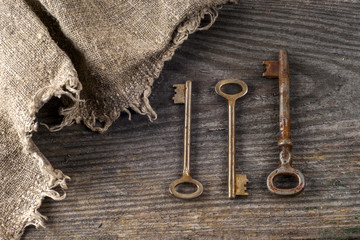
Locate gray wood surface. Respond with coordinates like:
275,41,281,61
23,1,360,239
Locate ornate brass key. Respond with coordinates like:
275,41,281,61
263,50,305,196
215,79,248,199
169,80,203,199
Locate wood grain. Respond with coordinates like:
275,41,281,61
23,1,360,239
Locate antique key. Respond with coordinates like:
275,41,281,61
263,50,305,196
169,80,203,199
215,79,248,199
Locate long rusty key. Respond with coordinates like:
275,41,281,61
263,50,305,196
215,79,248,199
169,80,203,199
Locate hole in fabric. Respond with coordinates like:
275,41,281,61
199,13,212,28
36,97,65,127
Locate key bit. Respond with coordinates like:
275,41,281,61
263,61,280,78
172,84,186,104
215,79,249,198
235,174,248,196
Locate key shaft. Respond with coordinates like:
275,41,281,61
227,99,236,198
183,81,191,176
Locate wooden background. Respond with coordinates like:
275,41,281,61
23,0,360,239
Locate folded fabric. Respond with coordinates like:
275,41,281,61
0,0,234,238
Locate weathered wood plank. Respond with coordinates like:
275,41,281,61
23,1,360,239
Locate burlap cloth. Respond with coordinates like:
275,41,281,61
0,0,235,239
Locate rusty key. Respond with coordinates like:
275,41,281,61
215,79,248,199
169,80,203,199
263,50,305,196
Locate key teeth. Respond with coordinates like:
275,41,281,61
235,174,249,196
173,84,185,104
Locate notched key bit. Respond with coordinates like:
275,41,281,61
263,60,279,78
172,84,186,104
235,174,248,196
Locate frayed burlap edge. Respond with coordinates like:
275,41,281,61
14,1,235,238
7,65,81,239
46,1,235,134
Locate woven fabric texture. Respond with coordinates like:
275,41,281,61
0,0,234,239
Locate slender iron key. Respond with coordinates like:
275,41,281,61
263,49,305,196
215,79,248,199
169,80,203,199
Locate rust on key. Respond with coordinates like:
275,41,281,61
263,50,305,196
